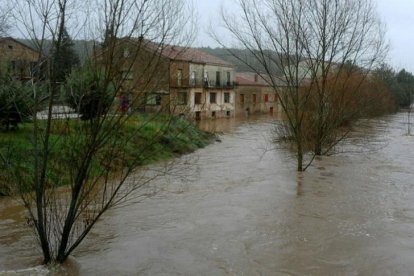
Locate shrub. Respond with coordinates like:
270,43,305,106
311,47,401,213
64,69,115,121
0,76,34,131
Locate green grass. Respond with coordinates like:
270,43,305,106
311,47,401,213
0,115,212,196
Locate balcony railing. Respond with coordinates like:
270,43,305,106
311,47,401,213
188,79,236,89
202,80,235,89
189,79,204,87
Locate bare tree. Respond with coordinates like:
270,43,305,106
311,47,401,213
0,0,11,36
220,0,387,171
8,0,196,265
218,0,315,171
297,0,387,156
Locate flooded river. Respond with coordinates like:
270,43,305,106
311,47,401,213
1,113,414,275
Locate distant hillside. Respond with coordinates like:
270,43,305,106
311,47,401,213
197,47,259,73
17,39,282,74
17,39,97,64
197,47,284,75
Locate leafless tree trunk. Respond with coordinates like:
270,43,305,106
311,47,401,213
219,0,387,171
9,0,195,264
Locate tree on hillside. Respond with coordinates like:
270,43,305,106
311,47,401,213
9,0,195,265
395,69,414,108
395,69,414,134
374,66,414,109
220,0,387,171
374,65,414,134
198,47,281,74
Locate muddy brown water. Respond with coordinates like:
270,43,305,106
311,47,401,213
1,113,414,275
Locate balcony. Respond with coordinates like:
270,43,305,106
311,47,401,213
189,79,204,88
188,78,236,89
202,80,235,89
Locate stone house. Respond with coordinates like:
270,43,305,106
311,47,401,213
235,72,279,116
0,37,40,80
107,38,236,119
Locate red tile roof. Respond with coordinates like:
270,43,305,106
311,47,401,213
129,38,233,67
0,37,39,53
162,45,233,67
236,72,269,86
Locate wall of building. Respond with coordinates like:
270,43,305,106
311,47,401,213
113,42,171,111
0,38,39,79
203,64,234,88
235,85,278,116
170,60,190,88
185,63,236,119
189,63,204,87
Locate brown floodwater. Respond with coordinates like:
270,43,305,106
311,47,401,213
1,112,414,275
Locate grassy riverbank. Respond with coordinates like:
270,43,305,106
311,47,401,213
0,115,212,196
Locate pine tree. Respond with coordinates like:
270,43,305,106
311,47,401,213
51,28,80,82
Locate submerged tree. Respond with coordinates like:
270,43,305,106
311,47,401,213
9,0,195,265
374,65,414,134
220,0,387,170
394,69,414,108
394,69,414,134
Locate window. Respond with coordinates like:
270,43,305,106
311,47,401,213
122,70,133,80
204,71,209,87
194,93,202,104
147,94,162,105
252,94,257,104
156,95,162,105
177,92,187,105
240,94,245,104
190,71,196,86
8,45,13,49
211,111,216,117
224,92,230,103
177,69,183,86
226,72,231,86
226,111,231,116
146,94,156,105
216,71,221,86
9,60,15,71
264,94,269,103
210,92,217,104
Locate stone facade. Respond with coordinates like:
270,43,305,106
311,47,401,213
235,72,279,116
0,37,40,80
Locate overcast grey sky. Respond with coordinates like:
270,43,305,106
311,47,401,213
192,0,414,71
